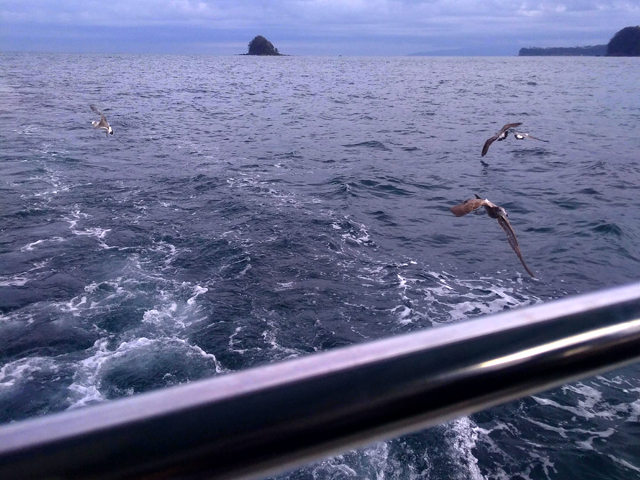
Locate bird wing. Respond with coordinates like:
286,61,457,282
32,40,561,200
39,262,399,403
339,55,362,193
450,198,487,217
496,215,535,277
500,122,522,133
513,131,548,142
481,135,498,157
90,104,108,123
90,104,103,116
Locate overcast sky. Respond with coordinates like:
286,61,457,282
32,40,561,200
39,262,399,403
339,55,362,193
1,1,638,55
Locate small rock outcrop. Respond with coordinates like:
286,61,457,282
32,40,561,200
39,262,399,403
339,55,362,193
607,26,640,56
246,36,282,56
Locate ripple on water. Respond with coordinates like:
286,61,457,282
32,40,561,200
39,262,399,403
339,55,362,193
342,141,392,152
590,221,623,237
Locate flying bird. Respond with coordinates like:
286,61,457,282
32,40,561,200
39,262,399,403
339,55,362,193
450,194,535,277
481,122,521,157
90,105,113,136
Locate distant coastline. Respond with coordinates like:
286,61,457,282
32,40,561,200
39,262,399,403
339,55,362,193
519,25,640,57
519,45,607,56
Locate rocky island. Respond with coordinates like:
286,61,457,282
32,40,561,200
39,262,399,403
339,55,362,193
244,36,283,56
607,26,640,56
519,26,640,56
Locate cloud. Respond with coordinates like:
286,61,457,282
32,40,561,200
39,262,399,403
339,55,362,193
1,0,637,54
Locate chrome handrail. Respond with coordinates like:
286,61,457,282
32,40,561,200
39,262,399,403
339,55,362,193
1,282,640,480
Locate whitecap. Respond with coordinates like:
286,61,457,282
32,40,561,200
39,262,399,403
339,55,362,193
607,455,640,473
187,285,208,305
0,357,58,389
0,274,30,287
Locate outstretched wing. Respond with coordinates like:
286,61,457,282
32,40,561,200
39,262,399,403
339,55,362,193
481,135,498,157
500,122,522,133
496,215,535,277
90,104,104,117
513,131,548,142
90,104,110,130
450,198,487,217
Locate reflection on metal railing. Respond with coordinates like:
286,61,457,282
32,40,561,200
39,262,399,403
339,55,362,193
1,283,640,480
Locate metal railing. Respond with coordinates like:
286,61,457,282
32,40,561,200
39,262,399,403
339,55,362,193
1,282,640,480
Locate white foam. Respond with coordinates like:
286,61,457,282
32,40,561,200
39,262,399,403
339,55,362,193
391,305,412,324
262,319,302,360
63,209,90,230
74,227,110,239
0,274,30,287
525,417,568,438
308,442,390,480
420,271,541,323
608,455,640,473
151,241,181,267
21,239,45,251
627,399,640,422
67,336,224,410
530,395,596,419
67,338,139,409
531,382,619,421
220,256,252,278
187,285,208,305
445,417,484,480
142,303,178,326
20,236,66,252
274,281,294,292
229,326,248,354
528,451,557,478
0,357,57,389
28,165,70,197
340,220,374,246
574,427,615,451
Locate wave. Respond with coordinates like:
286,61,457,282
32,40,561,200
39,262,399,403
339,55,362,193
342,141,391,152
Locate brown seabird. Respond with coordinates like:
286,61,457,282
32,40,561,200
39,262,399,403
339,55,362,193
450,194,535,277
90,105,113,136
481,122,522,157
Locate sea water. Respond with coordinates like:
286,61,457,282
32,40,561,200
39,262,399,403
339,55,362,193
1,53,640,479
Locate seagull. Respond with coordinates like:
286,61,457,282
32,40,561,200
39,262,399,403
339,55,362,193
90,105,113,136
481,122,521,157
450,194,535,277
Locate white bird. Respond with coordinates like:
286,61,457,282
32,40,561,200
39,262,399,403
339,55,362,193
90,105,113,136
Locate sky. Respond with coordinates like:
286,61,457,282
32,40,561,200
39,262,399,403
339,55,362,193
1,1,639,55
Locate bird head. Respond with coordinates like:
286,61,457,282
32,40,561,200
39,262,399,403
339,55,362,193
498,206,508,217
108,127,114,135
91,120,99,127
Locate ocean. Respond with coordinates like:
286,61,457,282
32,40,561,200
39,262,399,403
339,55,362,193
1,53,640,479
